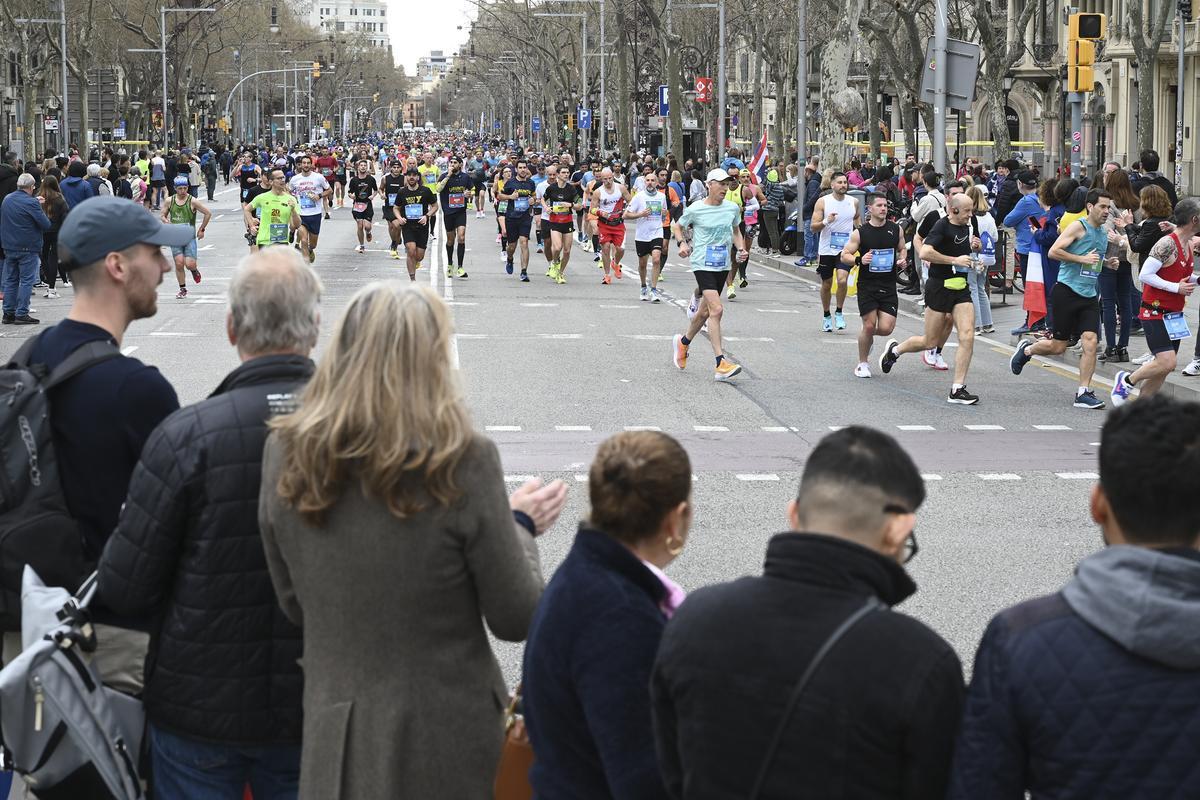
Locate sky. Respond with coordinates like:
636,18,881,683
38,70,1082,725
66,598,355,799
390,0,475,74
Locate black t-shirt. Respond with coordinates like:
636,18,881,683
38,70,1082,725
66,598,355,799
27,321,179,560
923,217,973,282
243,183,269,215
503,178,537,219
856,221,901,288
381,174,406,210
237,165,260,200
438,172,474,213
916,209,942,240
395,185,436,226
348,175,377,206
544,183,580,224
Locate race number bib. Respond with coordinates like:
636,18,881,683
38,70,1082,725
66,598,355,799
321,168,332,176
448,194,465,209
830,231,850,249
269,223,289,244
497,201,508,213
404,203,424,220
1079,257,1102,281
353,202,368,213
298,193,317,211
552,202,571,214
647,201,662,217
241,188,249,200
387,193,398,206
1164,311,1191,340
514,197,530,212
869,249,895,273
704,244,728,268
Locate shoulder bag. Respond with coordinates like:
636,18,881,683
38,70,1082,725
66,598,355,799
494,684,534,800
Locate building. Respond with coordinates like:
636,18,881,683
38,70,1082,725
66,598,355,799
402,96,425,127
416,51,453,86
311,0,391,50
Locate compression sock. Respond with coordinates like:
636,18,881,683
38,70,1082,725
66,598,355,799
592,235,600,251
457,242,465,265
446,242,455,265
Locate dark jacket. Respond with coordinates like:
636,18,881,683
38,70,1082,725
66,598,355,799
1133,172,1178,207
0,190,51,253
802,174,822,218
651,533,964,800
98,354,312,746
60,176,96,209
993,174,1020,222
948,545,1200,799
0,163,18,204
523,527,670,800
1130,215,1169,262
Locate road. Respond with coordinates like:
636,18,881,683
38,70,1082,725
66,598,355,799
0,183,1123,679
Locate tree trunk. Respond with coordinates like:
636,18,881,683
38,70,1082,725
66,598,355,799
867,62,880,163
816,0,867,169
1136,59,1155,154
983,74,1010,161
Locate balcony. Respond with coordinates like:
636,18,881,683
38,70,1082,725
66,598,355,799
1032,43,1058,65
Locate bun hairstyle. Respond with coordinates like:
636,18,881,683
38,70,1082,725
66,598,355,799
588,431,691,544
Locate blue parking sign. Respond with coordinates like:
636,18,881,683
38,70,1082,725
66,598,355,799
578,106,592,130
658,85,669,117
532,117,541,133
494,120,501,130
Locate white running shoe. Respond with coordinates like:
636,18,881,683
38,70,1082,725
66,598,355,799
640,286,650,301
922,349,949,370
1183,358,1200,376
1132,352,1154,366
687,293,699,320
854,362,872,378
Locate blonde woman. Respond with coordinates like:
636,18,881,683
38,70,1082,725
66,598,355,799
259,282,568,799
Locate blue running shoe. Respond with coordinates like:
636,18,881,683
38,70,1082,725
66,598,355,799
822,315,833,333
1010,339,1034,375
1073,390,1105,410
506,261,514,275
834,310,846,331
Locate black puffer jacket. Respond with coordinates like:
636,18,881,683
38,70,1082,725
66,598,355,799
98,354,313,746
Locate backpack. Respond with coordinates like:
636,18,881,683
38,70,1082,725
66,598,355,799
0,568,144,799
0,337,120,631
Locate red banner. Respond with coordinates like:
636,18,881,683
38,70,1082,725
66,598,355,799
694,77,713,104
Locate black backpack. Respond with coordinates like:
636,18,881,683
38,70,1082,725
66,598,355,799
0,336,119,630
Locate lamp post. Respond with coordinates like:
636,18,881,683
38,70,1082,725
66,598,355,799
161,6,217,150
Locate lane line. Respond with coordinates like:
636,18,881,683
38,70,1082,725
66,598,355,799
536,333,582,339
624,425,662,431
1056,472,1099,480
148,331,196,337
574,474,589,482
555,425,592,431
736,473,780,481
756,308,799,314
120,346,139,355
1034,424,1073,430
977,473,1023,481
921,474,944,480
504,474,535,483
897,424,935,431
693,425,729,432
520,302,559,307
964,424,1006,431
485,425,522,431
762,426,789,432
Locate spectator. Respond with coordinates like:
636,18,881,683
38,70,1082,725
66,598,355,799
1,173,51,324
949,395,1200,799
795,160,822,266
966,185,997,334
846,158,868,188
0,152,20,202
760,168,788,254
1098,168,1140,363
910,171,946,229
258,282,568,798
60,160,96,209
36,175,68,297
1131,149,1178,207
991,158,1021,221
85,162,108,196
652,426,964,800
15,196,191,689
98,248,322,800
523,431,691,800
1002,171,1044,281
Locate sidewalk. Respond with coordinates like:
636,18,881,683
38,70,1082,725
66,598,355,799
757,250,1200,403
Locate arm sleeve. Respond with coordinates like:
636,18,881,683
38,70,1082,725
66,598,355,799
1138,256,1179,293
463,438,543,642
945,617,1027,800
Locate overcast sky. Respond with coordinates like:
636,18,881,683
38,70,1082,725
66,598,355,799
390,0,475,74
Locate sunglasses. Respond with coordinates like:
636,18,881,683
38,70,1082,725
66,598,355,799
883,504,919,564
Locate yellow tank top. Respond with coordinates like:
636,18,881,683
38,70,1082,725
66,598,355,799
725,187,744,208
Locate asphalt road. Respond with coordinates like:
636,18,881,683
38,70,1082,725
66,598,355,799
0,184,1124,680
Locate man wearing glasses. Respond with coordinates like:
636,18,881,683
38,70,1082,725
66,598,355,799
880,194,984,405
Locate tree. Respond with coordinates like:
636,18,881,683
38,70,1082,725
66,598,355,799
816,0,868,168
1127,0,1176,154
973,0,1038,160
0,0,54,160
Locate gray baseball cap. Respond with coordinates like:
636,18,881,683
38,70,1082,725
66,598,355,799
58,196,196,270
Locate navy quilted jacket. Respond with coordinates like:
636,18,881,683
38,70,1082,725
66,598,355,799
948,545,1200,799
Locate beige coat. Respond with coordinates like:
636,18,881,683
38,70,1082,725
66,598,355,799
258,433,543,799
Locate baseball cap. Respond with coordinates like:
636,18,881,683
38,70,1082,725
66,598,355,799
172,176,189,187
706,168,732,183
405,167,420,176
58,196,195,270
1017,170,1038,187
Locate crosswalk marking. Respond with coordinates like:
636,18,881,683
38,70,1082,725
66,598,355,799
1034,425,1073,431
486,425,522,432
965,425,1005,431
978,473,1022,481
736,473,780,481
897,425,935,431
1055,472,1099,480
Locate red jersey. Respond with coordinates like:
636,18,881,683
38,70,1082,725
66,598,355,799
314,155,338,178
1139,233,1194,319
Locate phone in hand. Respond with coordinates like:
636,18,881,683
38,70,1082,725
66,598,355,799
1027,215,1041,230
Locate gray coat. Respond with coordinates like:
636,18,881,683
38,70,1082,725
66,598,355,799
258,432,543,799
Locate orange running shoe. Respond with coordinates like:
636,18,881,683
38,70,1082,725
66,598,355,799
672,334,688,370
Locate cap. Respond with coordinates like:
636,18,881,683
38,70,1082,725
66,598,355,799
706,168,732,183
173,176,189,187
405,167,420,176
58,196,196,270
1017,170,1038,187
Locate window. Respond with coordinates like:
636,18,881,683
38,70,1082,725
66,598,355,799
364,8,374,15
349,7,356,14
336,21,344,30
379,8,385,16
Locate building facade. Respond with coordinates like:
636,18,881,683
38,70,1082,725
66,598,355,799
311,0,390,49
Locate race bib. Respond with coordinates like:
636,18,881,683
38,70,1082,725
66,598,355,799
353,202,368,213
241,188,249,200
405,203,424,220
514,197,530,212
497,201,508,213
830,231,850,249
448,194,465,208
321,168,332,176
1079,257,1102,280
1164,311,1191,341
269,223,289,244
387,193,398,206
869,249,895,273
648,201,662,217
552,202,570,214
704,244,728,268
299,193,316,210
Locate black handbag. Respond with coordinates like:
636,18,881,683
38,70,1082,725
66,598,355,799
747,596,883,800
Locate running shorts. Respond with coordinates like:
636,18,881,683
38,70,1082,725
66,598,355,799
1049,283,1100,341
443,211,467,230
635,238,663,258
924,276,974,313
1142,318,1181,355
401,224,429,250
597,223,625,247
299,215,322,236
549,221,575,235
507,215,533,240
693,269,730,293
856,285,899,317
817,255,842,279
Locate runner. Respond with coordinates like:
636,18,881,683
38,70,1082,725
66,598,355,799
314,146,339,218
332,147,349,207
161,176,211,299
347,159,378,254
658,167,678,283
624,170,667,302
379,160,406,260
417,151,441,241
670,168,751,382
1010,188,1113,409
435,154,473,278
839,193,906,377
149,150,167,210
494,165,513,260
287,155,332,263
535,170,555,272
591,168,632,284
543,165,582,284
1112,197,1200,405
912,179,967,370
727,169,764,299
243,168,302,250
500,160,537,281
880,193,983,404
394,167,437,281
240,171,270,253
812,172,860,331
235,152,262,205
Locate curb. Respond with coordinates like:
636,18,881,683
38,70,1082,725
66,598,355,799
755,250,1200,403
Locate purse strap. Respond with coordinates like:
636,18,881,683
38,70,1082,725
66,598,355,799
747,596,883,800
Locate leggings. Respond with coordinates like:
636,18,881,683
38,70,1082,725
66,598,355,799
41,236,63,289
1098,261,1134,349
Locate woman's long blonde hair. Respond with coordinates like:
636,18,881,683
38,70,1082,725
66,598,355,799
270,281,471,524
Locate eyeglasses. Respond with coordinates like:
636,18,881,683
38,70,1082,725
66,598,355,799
883,504,919,564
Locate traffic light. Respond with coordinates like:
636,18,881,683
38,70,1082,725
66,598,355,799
1068,12,1106,39
566,112,574,130
372,92,380,103
312,61,321,79
1067,13,1104,93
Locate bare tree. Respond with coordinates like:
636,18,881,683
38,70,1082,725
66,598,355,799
973,0,1038,159
1127,0,1175,154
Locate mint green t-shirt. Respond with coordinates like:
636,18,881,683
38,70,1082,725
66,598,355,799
678,199,740,272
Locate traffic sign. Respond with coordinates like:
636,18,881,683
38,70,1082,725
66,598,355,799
578,106,592,130
1072,144,1081,152
1072,130,1082,142
43,116,59,132
918,37,981,112
531,116,541,133
113,121,127,139
494,120,501,130
695,77,713,104
658,85,669,116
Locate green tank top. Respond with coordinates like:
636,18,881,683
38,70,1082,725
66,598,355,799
168,196,196,227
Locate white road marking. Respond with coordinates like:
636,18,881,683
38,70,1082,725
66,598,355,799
1089,441,1102,446
1056,472,1099,480
977,473,1022,481
148,331,196,337
1034,425,1072,430
574,474,588,482
828,425,846,431
964,425,1005,431
897,425,935,431
192,298,225,304
198,245,215,251
120,346,139,355
486,425,522,432
693,425,729,432
599,304,639,309
757,308,799,314
723,336,775,342
624,425,662,431
504,475,535,483
621,334,672,340
736,473,780,481
537,333,582,339
520,302,559,307
921,474,944,480
762,426,789,432
556,425,592,431
446,301,478,306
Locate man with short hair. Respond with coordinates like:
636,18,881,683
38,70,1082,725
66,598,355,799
1,173,51,324
501,160,538,281
394,167,437,282
991,158,1021,220
811,172,860,332
652,426,964,798
287,155,331,263
948,395,1200,798
841,193,906,378
98,247,320,800
1131,149,1179,206
1002,171,1044,326
162,176,211,299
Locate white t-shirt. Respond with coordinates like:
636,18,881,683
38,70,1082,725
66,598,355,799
536,181,551,221
288,172,330,217
150,156,166,181
627,190,667,242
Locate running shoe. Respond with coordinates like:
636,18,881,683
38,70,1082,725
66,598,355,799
672,334,688,370
922,349,949,370
601,274,612,285
640,286,650,301
536,244,543,254
854,362,872,378
390,248,400,260
446,266,453,278
947,386,979,405
324,212,330,220
506,261,514,275
355,244,365,254
727,283,737,299
1073,390,1105,410
739,278,749,289
834,310,846,331
456,267,468,278
822,315,833,333
650,288,662,303
687,294,699,320
1183,358,1200,376
520,271,529,282
981,325,995,334
546,261,557,278
175,287,188,299
189,267,202,284
594,253,601,262
1010,339,1034,375
1111,371,1133,407
1132,352,1153,366
714,359,742,382
555,273,566,284
1010,322,1031,335
43,289,59,299
613,264,623,279
880,338,900,374
793,258,808,267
